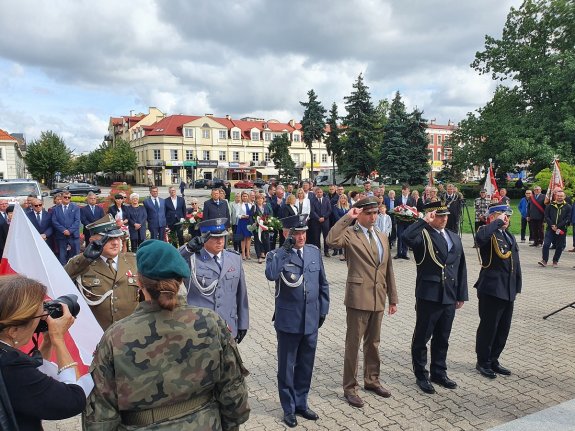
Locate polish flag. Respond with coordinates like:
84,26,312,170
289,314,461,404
483,161,500,201
545,159,563,202
0,205,101,374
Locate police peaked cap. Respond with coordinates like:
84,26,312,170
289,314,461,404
197,218,228,237
488,204,513,216
280,214,308,231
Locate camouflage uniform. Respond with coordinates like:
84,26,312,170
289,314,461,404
65,252,139,330
83,296,250,430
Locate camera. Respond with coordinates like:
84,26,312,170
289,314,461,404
35,294,80,333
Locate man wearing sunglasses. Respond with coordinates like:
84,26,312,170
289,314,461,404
51,194,81,265
26,199,53,242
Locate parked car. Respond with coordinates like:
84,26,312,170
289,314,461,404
193,179,209,189
234,179,254,189
253,178,266,188
0,179,45,208
208,178,225,189
50,182,101,196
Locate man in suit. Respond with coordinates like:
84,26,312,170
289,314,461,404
51,192,81,265
444,184,462,234
65,214,139,330
475,203,522,379
309,187,332,256
266,214,329,428
179,217,249,343
527,185,546,246
326,197,398,408
80,192,105,247
539,189,571,267
202,188,231,228
0,199,10,257
165,186,187,247
403,201,468,394
394,184,417,259
143,186,167,240
26,199,53,242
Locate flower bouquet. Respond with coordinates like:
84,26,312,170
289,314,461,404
392,205,421,223
251,215,283,241
185,209,203,226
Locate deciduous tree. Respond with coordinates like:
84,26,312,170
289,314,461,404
24,131,72,188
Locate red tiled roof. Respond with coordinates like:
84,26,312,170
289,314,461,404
146,115,201,136
110,117,123,126
427,123,456,131
0,129,17,141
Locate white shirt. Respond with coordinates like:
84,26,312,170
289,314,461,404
433,228,453,251
100,255,118,271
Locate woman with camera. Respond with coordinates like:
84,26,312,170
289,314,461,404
0,275,93,430
84,239,250,430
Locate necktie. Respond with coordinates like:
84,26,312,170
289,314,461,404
298,202,302,214
440,230,451,251
107,258,116,277
213,255,221,271
297,249,303,261
91,205,95,214
36,212,41,223
319,197,322,205
64,205,68,213
367,230,379,263
154,199,159,210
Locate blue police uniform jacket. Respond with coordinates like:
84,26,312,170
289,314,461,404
265,245,330,335
402,219,468,304
179,247,249,338
475,219,522,302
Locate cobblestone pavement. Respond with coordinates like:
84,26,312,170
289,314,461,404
44,235,575,430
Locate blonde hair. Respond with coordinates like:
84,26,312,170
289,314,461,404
138,274,181,311
286,194,296,205
337,194,350,210
0,275,46,330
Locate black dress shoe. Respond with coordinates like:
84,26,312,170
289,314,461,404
283,413,297,428
401,256,410,260
430,375,457,389
416,378,436,394
393,255,400,259
295,408,319,420
476,363,497,379
492,363,511,375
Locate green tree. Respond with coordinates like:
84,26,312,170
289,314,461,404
101,138,137,175
85,148,106,174
379,92,411,183
325,103,343,184
68,154,89,176
405,109,431,185
24,131,72,188
300,89,326,180
342,73,378,179
534,161,575,197
268,134,296,181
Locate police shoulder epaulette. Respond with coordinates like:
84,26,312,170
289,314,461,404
226,249,241,255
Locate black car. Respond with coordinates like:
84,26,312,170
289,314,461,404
50,182,101,196
193,179,209,189
253,178,266,188
209,178,225,189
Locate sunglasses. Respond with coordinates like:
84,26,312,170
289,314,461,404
62,196,71,199
33,204,43,207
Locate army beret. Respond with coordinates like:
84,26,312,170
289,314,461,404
136,239,191,280
353,197,379,210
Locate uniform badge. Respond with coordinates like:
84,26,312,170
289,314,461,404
93,278,100,285
291,273,297,281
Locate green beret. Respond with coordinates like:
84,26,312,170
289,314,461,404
136,240,191,280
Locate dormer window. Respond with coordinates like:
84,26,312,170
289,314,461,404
251,131,260,141
184,128,193,138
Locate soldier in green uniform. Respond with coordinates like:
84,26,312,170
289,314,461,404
64,214,139,330
83,239,250,430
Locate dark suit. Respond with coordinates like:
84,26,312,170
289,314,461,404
0,213,9,258
394,195,417,258
309,196,332,254
403,219,468,380
126,205,147,251
202,199,231,228
474,220,522,369
80,204,105,246
527,193,546,246
384,196,397,246
444,194,462,233
268,196,286,248
143,197,167,240
51,203,81,265
26,209,53,241
165,196,187,246
265,245,329,415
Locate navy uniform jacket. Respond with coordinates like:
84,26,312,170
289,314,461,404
475,220,522,302
179,247,249,338
403,219,468,304
265,245,330,335
26,209,53,239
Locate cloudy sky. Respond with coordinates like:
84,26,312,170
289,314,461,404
0,0,522,154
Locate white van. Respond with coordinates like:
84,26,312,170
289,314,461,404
0,179,45,207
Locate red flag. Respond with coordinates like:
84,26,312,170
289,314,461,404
545,159,563,202
0,205,102,374
483,162,500,201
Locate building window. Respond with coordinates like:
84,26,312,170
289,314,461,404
264,152,270,162
251,152,260,162
428,135,433,145
203,150,210,161
313,154,317,163
153,149,161,160
0,173,3,180
264,132,271,141
292,154,300,164
219,130,227,139
219,151,226,161
251,131,260,141
321,154,328,163
184,128,193,138
232,151,240,161
0,148,3,159
437,150,442,161
293,133,300,142
202,129,210,139
232,130,241,140
186,150,194,160
429,150,434,161
170,150,178,160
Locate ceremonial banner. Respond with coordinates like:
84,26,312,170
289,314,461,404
483,161,500,201
0,205,101,374
545,159,563,202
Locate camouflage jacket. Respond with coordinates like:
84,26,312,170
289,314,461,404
83,297,250,430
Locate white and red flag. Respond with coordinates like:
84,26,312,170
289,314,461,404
545,159,563,202
0,205,101,374
483,161,500,201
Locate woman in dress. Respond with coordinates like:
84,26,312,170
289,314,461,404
126,193,147,252
236,192,253,260
230,193,243,252
333,193,350,260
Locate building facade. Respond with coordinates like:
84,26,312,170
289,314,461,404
0,129,26,179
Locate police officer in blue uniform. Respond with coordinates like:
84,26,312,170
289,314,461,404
265,214,330,428
179,217,249,343
403,201,468,394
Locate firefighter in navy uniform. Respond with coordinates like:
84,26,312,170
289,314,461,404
265,214,330,428
402,201,468,394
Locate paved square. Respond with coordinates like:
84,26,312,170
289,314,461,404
44,235,575,430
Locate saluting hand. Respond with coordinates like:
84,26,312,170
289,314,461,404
423,210,436,224
348,207,362,219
